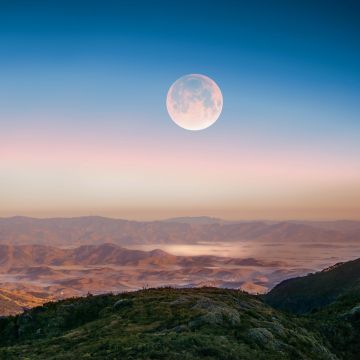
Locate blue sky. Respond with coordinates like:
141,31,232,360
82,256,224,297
0,1,359,219
1,1,359,130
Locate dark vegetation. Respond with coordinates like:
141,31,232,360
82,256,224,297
0,288,334,360
264,258,360,313
264,258,360,360
311,289,360,360
0,257,359,359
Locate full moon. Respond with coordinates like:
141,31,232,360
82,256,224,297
166,74,223,131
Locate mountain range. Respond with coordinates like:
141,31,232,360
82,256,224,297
1,216,359,318
1,216,359,246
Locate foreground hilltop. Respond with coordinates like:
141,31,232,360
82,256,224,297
0,288,334,360
0,256,359,359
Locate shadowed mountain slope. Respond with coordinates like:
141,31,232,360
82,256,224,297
264,257,360,359
265,258,360,314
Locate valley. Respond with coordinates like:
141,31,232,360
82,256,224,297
0,217,359,316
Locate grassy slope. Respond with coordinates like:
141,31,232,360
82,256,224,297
0,288,335,360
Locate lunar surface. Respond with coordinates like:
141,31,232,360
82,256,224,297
166,74,223,131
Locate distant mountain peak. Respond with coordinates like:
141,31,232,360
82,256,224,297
149,248,171,257
164,216,224,224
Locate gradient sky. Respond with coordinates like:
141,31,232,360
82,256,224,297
1,0,359,220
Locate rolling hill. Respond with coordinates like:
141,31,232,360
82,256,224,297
0,288,50,316
0,243,286,269
0,288,336,360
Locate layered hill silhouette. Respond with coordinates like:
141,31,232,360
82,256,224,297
0,243,290,314
0,243,178,269
0,243,284,269
0,256,359,359
1,216,359,246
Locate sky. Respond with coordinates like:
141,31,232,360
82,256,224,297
0,0,359,220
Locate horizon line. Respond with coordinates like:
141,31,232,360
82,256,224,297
1,215,360,223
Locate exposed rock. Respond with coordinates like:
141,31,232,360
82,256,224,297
348,304,360,316
247,327,275,346
189,297,241,327
169,296,193,306
113,299,132,310
170,325,188,333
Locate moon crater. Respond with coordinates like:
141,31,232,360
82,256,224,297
166,74,223,131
